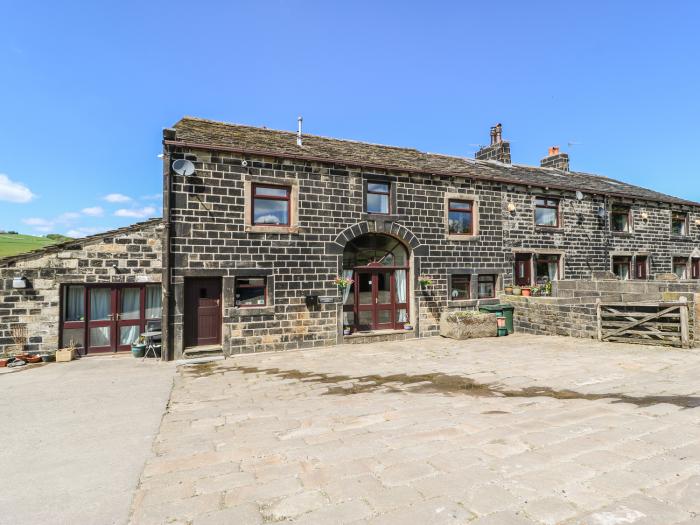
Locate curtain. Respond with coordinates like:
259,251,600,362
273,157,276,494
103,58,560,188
121,288,140,320
342,270,353,326
65,286,85,321
547,262,557,281
120,326,140,345
146,285,162,319
90,289,111,320
395,270,408,322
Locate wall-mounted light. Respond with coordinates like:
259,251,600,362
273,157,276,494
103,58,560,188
641,212,649,221
596,206,606,219
507,202,516,213
695,219,700,226
12,277,28,289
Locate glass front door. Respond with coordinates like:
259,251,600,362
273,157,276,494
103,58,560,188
355,271,396,331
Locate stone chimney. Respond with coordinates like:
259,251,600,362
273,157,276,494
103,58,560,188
540,146,570,171
475,123,511,164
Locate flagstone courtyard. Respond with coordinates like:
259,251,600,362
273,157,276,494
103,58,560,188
129,335,700,525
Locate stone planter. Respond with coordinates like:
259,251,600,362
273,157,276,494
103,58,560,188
439,311,497,340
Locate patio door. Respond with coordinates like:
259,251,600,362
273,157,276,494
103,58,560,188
87,288,115,353
117,287,143,351
355,271,395,331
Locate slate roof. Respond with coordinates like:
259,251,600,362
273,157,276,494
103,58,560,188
172,117,700,207
0,218,162,266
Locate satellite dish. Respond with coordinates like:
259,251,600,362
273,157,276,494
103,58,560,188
575,191,584,201
597,206,606,218
172,159,195,177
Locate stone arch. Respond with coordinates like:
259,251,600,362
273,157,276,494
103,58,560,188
327,221,428,256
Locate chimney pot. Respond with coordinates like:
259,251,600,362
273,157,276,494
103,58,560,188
540,146,569,171
475,123,511,164
548,146,560,156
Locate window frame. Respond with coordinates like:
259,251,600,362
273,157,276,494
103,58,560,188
449,274,471,301
447,199,474,236
365,181,391,215
671,212,688,236
534,197,560,228
673,257,688,280
612,256,632,280
610,205,632,233
535,254,560,283
477,274,497,299
251,183,291,227
234,276,268,308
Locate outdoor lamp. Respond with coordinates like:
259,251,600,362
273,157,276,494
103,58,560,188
12,277,28,289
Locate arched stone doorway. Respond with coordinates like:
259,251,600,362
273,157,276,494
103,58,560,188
341,234,410,332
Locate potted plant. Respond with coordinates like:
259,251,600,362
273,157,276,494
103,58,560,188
0,354,14,367
40,351,56,363
512,286,522,296
343,325,352,336
521,287,532,297
542,281,553,297
530,286,540,297
334,275,354,290
131,336,147,358
504,285,514,295
418,275,433,288
404,323,413,331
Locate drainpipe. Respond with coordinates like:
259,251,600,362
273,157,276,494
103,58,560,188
161,131,174,361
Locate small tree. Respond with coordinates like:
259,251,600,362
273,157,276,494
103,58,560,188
11,324,28,355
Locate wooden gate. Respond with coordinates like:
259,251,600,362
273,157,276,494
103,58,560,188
597,299,690,348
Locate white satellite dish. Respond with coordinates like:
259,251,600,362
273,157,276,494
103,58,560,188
575,190,584,201
172,159,195,177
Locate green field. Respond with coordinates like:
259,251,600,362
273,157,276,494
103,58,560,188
0,233,72,258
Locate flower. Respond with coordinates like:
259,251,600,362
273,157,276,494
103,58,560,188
334,275,354,288
418,274,433,287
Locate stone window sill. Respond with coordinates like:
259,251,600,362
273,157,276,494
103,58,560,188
611,231,634,237
670,235,692,242
362,213,402,222
245,225,300,234
230,306,276,317
446,234,479,242
534,226,562,232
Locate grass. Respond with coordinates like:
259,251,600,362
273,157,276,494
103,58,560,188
0,233,72,258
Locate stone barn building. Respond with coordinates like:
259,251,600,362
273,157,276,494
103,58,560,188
0,219,162,356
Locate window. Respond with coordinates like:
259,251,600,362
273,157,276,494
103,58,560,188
63,285,85,322
673,257,688,279
692,258,700,279
252,184,290,226
535,254,560,283
611,205,631,233
145,285,162,331
477,275,496,299
450,275,471,300
447,200,474,235
672,212,688,236
366,182,390,214
235,277,267,307
635,256,648,280
535,197,559,227
612,256,631,280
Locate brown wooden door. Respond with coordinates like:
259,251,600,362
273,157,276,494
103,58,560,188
185,278,222,348
635,256,648,280
514,254,532,286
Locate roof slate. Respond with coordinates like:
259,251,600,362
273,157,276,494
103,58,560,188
172,117,699,207
0,218,162,267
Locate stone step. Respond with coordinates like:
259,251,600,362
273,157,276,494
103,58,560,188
342,330,416,345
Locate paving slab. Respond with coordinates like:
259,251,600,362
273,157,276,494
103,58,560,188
0,355,174,525
127,334,700,523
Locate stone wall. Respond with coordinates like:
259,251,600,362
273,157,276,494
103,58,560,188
0,220,162,355
166,140,700,357
503,279,700,346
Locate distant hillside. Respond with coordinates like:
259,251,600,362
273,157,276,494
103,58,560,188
0,233,73,258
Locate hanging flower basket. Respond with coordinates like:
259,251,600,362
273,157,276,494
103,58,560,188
418,275,433,287
334,275,354,290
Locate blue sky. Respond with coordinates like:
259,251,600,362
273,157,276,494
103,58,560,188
1,1,699,236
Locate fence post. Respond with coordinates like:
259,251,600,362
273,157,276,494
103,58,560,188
680,300,690,349
596,298,602,341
